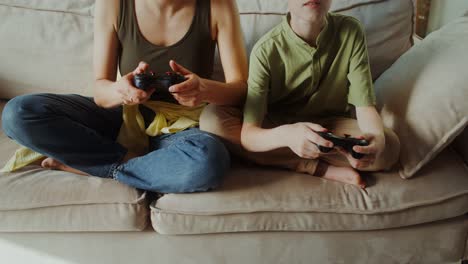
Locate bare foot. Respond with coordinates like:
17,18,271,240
41,158,89,176
318,162,366,189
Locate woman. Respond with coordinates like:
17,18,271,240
1,0,248,193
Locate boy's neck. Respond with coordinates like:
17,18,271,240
289,15,326,47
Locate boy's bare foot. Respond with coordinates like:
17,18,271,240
41,158,89,176
316,162,366,189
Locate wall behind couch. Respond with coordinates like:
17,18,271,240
427,0,468,33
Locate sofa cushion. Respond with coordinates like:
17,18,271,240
0,101,149,232
375,17,468,179
0,2,94,99
151,148,468,235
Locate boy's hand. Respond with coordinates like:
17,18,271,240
285,122,333,159
338,133,385,170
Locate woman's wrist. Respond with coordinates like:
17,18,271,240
198,77,210,103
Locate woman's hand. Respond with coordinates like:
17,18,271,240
168,60,206,107
284,123,333,159
338,133,385,170
116,61,155,106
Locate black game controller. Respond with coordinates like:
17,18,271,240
316,131,369,159
133,72,187,92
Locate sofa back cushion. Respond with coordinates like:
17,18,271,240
0,0,413,99
0,0,95,99
375,16,468,178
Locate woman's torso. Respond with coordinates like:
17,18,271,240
117,0,216,102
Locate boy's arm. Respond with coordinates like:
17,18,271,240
340,105,385,170
241,124,288,152
241,122,331,158
241,49,331,156
355,106,385,153
342,19,384,168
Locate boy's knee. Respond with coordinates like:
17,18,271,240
199,105,242,143
361,128,400,172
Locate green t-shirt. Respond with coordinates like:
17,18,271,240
243,13,376,125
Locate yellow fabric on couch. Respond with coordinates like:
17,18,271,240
1,101,204,172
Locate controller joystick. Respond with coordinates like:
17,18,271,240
316,131,369,159
133,72,186,91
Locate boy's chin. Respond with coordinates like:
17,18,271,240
293,11,325,23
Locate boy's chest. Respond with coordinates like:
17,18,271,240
269,49,348,103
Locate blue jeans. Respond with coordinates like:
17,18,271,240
1,93,230,193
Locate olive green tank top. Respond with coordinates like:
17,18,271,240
117,0,216,79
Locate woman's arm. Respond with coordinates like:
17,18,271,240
169,0,248,107
93,0,153,108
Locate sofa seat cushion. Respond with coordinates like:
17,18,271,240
151,148,468,235
0,101,149,232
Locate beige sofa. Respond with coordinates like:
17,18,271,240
0,0,467,263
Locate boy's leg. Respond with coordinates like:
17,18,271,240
200,105,399,173
200,105,319,173
200,105,368,188
111,128,230,193
1,93,126,177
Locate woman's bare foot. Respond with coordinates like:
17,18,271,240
41,158,89,176
316,162,366,189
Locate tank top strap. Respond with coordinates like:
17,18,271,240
117,0,137,41
193,0,212,39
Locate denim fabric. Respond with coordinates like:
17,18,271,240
1,93,230,193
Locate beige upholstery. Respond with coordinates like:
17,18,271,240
375,17,468,179
0,101,149,232
454,128,468,165
0,2,466,263
1,216,466,264
0,1,94,99
151,148,468,235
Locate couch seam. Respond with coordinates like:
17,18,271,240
151,211,467,235
238,0,389,15
0,3,93,18
332,0,388,13
150,192,468,216
0,191,148,211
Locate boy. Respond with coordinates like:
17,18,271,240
201,0,400,188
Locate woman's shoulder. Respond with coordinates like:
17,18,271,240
210,0,239,24
94,0,120,30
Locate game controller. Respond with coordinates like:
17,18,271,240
133,72,187,91
316,131,369,159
